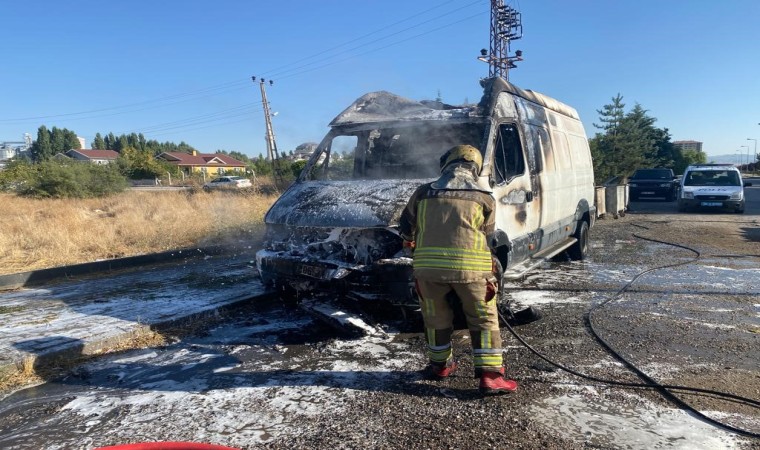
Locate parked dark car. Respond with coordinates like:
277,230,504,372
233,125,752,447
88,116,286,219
629,168,678,201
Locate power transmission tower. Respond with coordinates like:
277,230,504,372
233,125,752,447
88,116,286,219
477,0,523,80
252,76,284,184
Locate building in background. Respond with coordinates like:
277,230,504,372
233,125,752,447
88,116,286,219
0,134,33,167
158,150,246,176
673,140,703,154
65,149,120,164
291,142,318,161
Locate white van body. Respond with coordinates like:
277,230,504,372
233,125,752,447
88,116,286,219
256,77,596,305
481,79,596,278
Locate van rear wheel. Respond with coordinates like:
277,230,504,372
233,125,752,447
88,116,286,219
568,220,589,261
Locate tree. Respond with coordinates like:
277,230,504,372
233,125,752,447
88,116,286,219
251,155,272,176
62,129,80,152
93,133,106,150
290,159,307,178
590,95,676,184
591,94,626,183
105,132,117,150
30,125,53,162
176,141,197,154
116,145,174,179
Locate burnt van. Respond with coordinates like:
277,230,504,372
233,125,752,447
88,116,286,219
256,77,595,307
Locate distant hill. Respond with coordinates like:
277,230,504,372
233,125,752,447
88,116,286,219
704,154,745,165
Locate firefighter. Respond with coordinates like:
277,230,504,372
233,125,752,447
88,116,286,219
399,144,517,395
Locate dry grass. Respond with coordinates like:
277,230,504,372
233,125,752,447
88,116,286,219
0,327,171,394
0,356,43,394
0,188,278,276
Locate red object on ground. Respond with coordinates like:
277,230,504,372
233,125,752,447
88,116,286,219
94,443,239,450
479,368,518,395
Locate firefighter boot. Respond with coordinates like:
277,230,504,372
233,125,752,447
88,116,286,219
426,359,458,380
479,367,518,395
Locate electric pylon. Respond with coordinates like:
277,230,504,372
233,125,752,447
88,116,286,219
477,0,523,80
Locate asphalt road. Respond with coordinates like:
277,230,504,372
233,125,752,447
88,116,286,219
629,176,760,215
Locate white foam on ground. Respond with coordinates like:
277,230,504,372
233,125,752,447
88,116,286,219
508,290,585,306
530,393,741,449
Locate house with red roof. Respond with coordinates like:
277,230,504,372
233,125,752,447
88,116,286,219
65,149,120,165
157,150,247,176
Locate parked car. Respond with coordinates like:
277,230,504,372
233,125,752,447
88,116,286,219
678,164,752,213
255,77,596,308
628,168,678,201
203,176,252,191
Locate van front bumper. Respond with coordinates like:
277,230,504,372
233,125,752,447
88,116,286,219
678,198,744,211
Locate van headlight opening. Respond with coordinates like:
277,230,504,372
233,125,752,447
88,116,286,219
730,191,743,200
682,191,694,199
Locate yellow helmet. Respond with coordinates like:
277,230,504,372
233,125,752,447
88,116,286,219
439,144,483,173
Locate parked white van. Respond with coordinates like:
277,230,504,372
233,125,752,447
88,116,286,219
678,164,752,213
256,77,596,306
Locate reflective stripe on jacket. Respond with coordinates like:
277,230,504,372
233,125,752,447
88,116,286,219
399,182,495,282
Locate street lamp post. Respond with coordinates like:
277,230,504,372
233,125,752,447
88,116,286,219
748,138,757,167
741,145,750,167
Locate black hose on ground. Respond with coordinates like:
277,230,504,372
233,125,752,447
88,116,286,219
498,230,760,439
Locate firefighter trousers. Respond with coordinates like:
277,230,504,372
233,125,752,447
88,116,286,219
414,278,503,372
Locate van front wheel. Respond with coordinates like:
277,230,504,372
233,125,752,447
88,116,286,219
568,220,589,261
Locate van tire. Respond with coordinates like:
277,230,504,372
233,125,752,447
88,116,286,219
568,220,589,261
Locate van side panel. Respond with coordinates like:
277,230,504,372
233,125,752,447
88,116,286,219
488,93,540,252
513,98,595,254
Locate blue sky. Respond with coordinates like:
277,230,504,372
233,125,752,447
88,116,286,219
1,1,759,159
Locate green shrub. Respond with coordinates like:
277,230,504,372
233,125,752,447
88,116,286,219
0,159,37,192
290,159,308,178
18,160,129,198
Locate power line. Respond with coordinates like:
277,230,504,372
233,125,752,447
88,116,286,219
2,1,489,141
125,103,261,134
262,0,484,79
142,117,254,140
0,80,251,123
276,10,488,81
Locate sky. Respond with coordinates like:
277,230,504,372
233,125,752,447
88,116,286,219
1,0,759,160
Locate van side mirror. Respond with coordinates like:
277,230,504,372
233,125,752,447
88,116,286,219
745,182,753,187
526,191,534,202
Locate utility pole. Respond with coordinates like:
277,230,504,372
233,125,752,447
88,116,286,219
252,76,284,184
477,0,523,80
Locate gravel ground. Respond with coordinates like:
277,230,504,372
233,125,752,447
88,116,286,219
263,213,760,449
0,211,758,449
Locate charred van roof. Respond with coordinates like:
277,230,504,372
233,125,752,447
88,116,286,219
329,91,483,127
478,77,581,120
329,78,581,129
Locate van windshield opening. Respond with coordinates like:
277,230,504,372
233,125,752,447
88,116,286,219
631,169,672,180
305,123,486,181
684,170,741,186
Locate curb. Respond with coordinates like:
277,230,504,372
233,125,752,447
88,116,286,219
0,290,280,383
0,246,229,291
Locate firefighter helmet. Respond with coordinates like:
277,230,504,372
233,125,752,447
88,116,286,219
439,145,483,173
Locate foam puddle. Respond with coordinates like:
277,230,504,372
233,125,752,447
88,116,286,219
530,393,741,449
